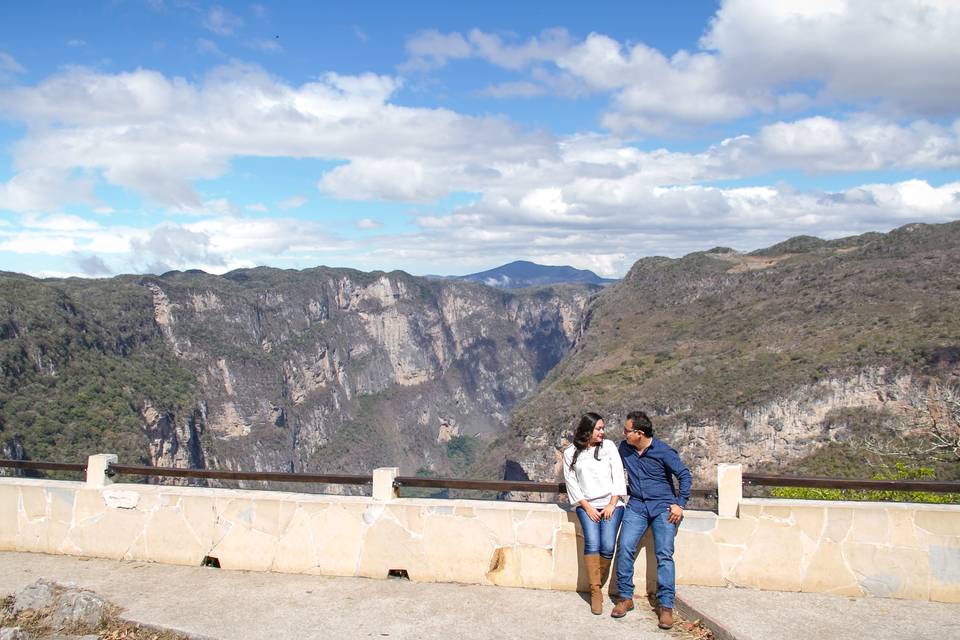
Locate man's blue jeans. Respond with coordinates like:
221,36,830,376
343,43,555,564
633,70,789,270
615,505,678,608
575,505,624,559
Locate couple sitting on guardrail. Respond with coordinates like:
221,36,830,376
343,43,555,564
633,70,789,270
562,411,692,630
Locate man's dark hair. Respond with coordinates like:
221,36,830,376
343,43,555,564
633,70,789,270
626,410,653,437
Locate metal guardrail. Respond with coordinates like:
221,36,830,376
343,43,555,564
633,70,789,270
106,463,373,485
8,459,954,497
742,473,960,493
0,459,87,473
392,475,718,499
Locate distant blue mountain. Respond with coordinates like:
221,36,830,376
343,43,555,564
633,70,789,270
450,260,618,289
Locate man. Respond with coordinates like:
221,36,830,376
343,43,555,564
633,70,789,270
611,410,692,630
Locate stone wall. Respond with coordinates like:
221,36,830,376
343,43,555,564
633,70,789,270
0,458,957,603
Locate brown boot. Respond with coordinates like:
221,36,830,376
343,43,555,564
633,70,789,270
658,607,674,629
584,554,603,615
598,556,612,588
610,597,634,618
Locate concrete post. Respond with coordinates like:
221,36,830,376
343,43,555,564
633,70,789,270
717,463,743,518
372,467,399,501
86,454,118,488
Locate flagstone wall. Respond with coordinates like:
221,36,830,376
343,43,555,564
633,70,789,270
0,457,957,602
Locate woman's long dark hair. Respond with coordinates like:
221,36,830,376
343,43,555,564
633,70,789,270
569,412,604,470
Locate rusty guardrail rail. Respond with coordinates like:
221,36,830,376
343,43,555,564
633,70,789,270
0,459,87,474
106,463,373,485
742,473,960,493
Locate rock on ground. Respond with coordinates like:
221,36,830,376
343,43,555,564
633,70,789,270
10,580,108,631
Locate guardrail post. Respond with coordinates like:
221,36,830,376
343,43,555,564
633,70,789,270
372,467,399,501
717,463,742,517
86,454,118,488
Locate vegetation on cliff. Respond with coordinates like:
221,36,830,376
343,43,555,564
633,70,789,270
0,274,198,465
505,222,960,483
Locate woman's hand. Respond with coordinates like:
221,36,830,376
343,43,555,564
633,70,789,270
601,503,618,521
583,503,602,522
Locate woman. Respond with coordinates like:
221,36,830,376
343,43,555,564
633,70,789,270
562,412,627,615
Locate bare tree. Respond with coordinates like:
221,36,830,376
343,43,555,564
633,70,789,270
860,382,960,463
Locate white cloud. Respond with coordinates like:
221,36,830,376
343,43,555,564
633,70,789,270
356,218,382,229
130,225,226,273
405,28,572,72
22,213,101,231
0,52,25,74
0,232,79,255
0,169,96,213
66,39,87,48
204,6,243,36
197,38,226,57
277,195,307,210
403,31,471,70
0,52,26,83
410,1,960,132
478,81,546,99
246,202,268,212
73,253,112,276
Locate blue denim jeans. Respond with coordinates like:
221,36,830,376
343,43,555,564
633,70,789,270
575,505,624,559
615,506,678,608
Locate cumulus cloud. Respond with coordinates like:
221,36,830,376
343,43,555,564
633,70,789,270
0,169,96,213
0,63,547,211
130,226,226,273
409,1,960,132
403,179,960,276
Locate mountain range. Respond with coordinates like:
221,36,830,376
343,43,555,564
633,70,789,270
2,223,958,489
441,260,617,289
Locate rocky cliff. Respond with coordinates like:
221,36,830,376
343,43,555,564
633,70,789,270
505,222,960,485
0,267,596,478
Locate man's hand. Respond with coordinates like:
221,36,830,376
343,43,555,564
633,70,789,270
667,503,683,524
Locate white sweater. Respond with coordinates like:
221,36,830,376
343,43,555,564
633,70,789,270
562,439,627,509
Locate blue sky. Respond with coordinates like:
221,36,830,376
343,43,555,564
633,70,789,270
1,0,959,278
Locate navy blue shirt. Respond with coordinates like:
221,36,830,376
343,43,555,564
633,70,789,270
618,438,692,517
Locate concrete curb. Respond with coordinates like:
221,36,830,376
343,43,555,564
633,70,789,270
675,593,739,640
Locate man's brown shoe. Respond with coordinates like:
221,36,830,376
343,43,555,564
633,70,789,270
610,597,634,618
657,607,674,629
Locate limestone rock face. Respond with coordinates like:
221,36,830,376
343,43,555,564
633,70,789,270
138,268,596,477
506,222,960,486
